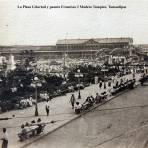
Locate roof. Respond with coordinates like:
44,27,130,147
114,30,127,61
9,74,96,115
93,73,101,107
56,38,133,45
57,39,88,45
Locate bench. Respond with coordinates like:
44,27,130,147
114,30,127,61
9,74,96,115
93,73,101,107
100,93,107,102
75,108,81,114
82,102,92,111
18,124,46,141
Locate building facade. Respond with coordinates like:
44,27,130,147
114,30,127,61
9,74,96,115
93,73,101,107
0,37,133,60
56,38,133,58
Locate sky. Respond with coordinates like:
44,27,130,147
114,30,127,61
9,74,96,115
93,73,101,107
0,0,148,45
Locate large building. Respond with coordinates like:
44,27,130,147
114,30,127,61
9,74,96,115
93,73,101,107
56,38,133,58
0,37,133,60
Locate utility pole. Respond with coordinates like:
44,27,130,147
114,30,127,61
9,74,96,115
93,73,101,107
63,33,68,80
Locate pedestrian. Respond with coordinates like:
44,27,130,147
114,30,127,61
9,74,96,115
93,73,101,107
108,81,111,87
1,128,8,148
37,118,42,134
74,102,82,114
95,93,100,103
104,82,106,89
99,81,102,89
45,99,50,116
69,94,76,109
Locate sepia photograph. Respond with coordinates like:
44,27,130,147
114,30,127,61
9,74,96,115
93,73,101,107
0,0,148,148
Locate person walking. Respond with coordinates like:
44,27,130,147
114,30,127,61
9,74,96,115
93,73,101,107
95,93,100,103
1,128,8,148
45,99,50,116
69,94,76,109
99,81,102,89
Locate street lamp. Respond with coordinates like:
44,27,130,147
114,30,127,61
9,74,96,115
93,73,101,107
75,69,83,99
34,76,42,116
77,69,81,99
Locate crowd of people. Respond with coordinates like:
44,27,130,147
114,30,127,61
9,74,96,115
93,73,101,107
70,73,137,114
19,96,35,109
18,93,50,110
18,118,46,141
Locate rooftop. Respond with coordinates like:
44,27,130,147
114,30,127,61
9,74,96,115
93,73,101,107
56,38,133,45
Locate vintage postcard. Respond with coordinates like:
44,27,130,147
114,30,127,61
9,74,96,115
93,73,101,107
0,0,148,148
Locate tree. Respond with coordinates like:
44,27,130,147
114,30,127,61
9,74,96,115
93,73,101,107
19,50,35,69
